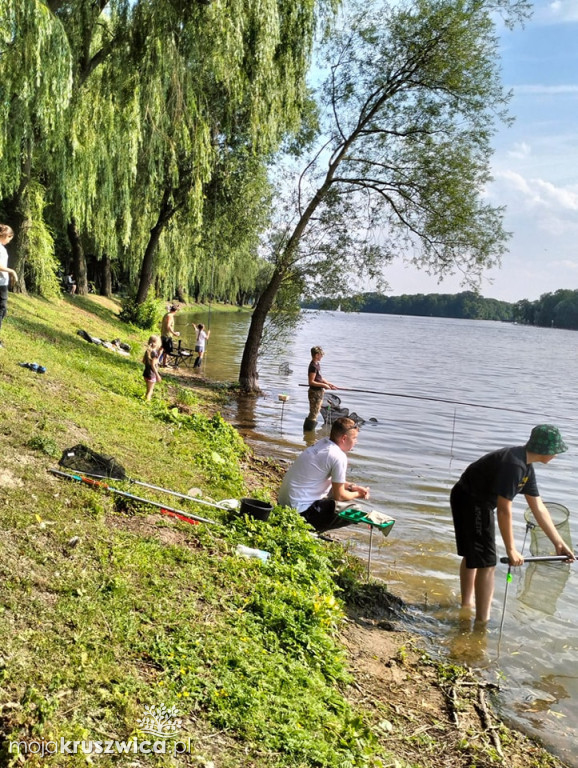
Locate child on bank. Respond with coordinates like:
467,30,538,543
143,335,162,401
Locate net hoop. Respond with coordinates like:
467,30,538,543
524,501,569,527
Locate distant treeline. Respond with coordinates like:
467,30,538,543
303,289,578,329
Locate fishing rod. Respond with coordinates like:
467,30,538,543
49,469,218,525
298,384,544,417
499,555,573,564
63,470,239,512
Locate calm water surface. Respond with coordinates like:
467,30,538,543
177,310,578,766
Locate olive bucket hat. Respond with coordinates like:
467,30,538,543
526,424,568,456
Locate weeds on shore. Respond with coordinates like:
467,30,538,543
0,294,394,767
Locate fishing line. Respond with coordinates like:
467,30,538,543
449,407,457,472
298,384,548,417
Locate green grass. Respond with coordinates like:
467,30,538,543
0,293,392,767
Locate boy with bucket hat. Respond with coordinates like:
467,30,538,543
450,424,575,624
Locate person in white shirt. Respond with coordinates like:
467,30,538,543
278,417,370,532
0,224,18,347
193,323,210,368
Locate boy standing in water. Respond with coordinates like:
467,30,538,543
304,346,338,431
450,424,574,624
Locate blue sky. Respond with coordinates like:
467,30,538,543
385,0,578,302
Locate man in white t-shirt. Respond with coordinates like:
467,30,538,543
278,417,370,532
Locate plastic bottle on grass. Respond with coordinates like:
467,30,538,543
235,544,270,562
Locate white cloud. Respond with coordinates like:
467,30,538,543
512,84,578,94
493,170,578,212
508,141,532,159
535,0,578,23
551,259,578,271
547,0,578,23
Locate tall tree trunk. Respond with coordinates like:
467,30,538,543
238,266,285,392
7,209,29,295
101,253,112,297
135,189,175,305
175,284,186,303
67,218,88,294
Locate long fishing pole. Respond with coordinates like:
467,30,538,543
49,469,218,524
298,384,544,417
63,470,239,511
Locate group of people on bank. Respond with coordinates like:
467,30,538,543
142,305,211,401
280,345,575,624
1,221,574,625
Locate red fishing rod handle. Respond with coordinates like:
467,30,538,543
160,508,199,526
80,476,107,488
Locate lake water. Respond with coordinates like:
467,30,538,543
177,310,578,766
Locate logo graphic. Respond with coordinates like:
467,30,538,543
136,704,182,739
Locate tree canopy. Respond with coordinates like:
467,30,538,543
238,0,529,391
0,0,333,302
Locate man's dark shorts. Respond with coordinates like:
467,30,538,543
161,336,173,355
450,483,496,568
301,498,351,534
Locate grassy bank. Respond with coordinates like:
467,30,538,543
0,294,567,768
0,293,388,768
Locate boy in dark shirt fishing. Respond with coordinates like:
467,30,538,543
304,346,338,431
450,424,574,624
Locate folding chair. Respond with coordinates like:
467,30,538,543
167,339,195,369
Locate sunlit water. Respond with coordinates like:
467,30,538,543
177,310,578,766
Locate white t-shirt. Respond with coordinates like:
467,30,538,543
0,244,9,287
196,329,208,350
278,437,348,513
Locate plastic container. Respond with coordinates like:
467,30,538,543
240,498,273,522
235,544,270,562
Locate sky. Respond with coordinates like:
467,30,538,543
384,0,578,303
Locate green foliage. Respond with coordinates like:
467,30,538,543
26,434,60,458
304,290,515,321
145,505,383,766
152,408,247,490
118,294,162,330
513,289,578,330
19,182,61,298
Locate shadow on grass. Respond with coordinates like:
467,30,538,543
11,314,138,374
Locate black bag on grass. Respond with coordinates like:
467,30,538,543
59,444,127,480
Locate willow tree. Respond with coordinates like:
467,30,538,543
129,0,336,306
238,0,528,392
42,0,137,295
0,0,71,295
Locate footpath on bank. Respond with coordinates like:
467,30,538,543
0,293,568,768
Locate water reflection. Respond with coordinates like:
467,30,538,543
518,562,572,615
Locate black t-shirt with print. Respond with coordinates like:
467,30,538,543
457,445,539,509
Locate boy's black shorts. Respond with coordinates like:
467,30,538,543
450,483,496,568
